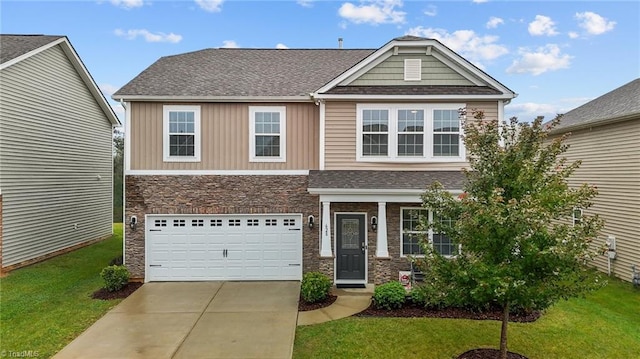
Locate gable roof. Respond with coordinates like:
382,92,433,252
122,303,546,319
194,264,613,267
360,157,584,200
553,78,640,133
0,34,65,64
0,34,120,126
113,48,375,100
113,36,515,102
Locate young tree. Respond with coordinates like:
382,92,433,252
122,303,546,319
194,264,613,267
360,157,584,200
420,110,604,359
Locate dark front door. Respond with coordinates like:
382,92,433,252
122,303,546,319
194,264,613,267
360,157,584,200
336,214,366,281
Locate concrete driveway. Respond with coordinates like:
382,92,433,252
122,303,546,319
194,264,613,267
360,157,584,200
54,281,300,359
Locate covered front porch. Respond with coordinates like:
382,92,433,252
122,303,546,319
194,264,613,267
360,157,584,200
308,170,464,284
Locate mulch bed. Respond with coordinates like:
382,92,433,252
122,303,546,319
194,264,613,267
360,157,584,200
457,348,528,359
298,295,338,311
356,301,541,323
91,282,143,300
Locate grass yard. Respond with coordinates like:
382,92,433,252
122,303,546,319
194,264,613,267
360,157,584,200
294,278,640,359
0,224,124,358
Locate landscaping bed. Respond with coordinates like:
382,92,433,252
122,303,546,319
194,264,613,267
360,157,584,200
92,282,143,300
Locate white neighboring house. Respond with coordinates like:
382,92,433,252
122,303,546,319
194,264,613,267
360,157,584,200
0,35,120,272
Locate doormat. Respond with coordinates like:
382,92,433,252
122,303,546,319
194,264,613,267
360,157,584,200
336,284,366,289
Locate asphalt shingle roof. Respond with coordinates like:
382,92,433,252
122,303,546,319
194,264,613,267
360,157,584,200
308,170,466,190
113,48,375,97
325,85,502,96
553,78,640,132
0,34,64,64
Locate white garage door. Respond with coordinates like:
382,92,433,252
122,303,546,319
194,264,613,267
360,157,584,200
146,214,302,281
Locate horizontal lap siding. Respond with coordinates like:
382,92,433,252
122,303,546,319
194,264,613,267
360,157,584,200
0,45,113,267
324,101,497,170
130,102,319,170
561,119,640,281
351,54,475,86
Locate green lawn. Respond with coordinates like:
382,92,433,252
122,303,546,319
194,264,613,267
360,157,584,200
294,279,640,359
0,224,124,358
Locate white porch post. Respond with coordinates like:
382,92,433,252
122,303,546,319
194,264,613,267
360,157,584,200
375,201,389,257
320,201,333,257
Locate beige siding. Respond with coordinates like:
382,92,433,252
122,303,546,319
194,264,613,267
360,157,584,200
0,45,113,267
560,119,640,282
350,54,475,86
130,102,319,170
323,101,498,170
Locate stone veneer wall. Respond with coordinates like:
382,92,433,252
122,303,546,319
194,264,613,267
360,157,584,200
125,175,320,280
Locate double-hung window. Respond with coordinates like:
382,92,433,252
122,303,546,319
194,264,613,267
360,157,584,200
249,106,286,162
401,208,458,257
163,105,201,162
357,104,464,162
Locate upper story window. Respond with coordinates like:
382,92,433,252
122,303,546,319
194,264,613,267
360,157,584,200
357,104,464,162
249,106,286,162
572,208,583,226
163,105,201,162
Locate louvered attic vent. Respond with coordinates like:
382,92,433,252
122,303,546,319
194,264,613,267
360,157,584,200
404,59,422,81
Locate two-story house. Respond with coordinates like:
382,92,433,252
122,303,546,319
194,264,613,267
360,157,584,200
113,36,516,285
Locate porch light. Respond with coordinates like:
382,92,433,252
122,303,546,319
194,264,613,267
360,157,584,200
308,215,315,230
371,216,377,232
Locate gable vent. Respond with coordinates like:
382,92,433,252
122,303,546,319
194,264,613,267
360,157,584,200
404,59,422,81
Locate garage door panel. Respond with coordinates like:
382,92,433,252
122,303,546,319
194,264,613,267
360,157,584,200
147,214,302,281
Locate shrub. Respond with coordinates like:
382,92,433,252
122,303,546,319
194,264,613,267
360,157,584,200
301,272,332,303
410,283,447,309
109,255,123,266
373,281,406,309
101,265,130,292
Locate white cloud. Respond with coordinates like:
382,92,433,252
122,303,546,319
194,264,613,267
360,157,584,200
507,44,572,76
472,0,488,3
114,29,182,43
528,15,558,36
221,40,239,48
506,102,559,121
111,103,125,122
486,16,504,29
99,83,119,97
338,0,406,25
423,5,437,17
568,31,579,39
575,11,616,35
276,43,289,49
297,0,314,7
195,0,223,13
406,26,509,65
110,0,144,9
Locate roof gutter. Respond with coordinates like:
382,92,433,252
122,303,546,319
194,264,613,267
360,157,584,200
111,95,314,103
311,93,517,101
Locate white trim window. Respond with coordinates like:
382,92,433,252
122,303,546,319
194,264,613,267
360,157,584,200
572,208,583,226
401,207,458,257
249,106,286,162
163,105,201,162
357,104,465,162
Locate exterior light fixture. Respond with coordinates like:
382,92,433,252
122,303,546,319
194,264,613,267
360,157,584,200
308,215,315,229
130,216,138,231
371,216,377,232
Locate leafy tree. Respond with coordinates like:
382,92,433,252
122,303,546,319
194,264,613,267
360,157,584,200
419,110,604,359
113,129,124,222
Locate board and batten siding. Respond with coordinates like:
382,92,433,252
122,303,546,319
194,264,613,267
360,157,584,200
350,54,476,86
557,119,640,282
130,102,319,171
323,101,497,170
0,44,114,269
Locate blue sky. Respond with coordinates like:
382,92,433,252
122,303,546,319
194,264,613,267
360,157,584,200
2,0,638,124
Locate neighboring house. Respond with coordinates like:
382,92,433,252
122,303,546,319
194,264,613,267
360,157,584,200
0,35,120,273
113,36,516,284
550,78,640,283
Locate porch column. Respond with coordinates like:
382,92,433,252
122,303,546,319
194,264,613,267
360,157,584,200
320,201,332,257
376,202,389,257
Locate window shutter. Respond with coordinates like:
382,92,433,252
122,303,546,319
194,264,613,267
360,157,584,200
404,59,422,81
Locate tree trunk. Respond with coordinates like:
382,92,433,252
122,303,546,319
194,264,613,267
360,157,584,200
500,303,509,359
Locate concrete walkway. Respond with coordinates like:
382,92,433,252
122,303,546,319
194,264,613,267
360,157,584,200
54,281,300,359
297,285,373,326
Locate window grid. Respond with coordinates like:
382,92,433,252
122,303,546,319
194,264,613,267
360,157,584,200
402,208,427,256
432,215,457,256
228,219,241,227
173,219,186,227
168,111,196,157
433,109,460,157
572,208,583,226
254,112,281,157
283,219,295,226
397,109,424,156
154,220,167,227
362,109,389,156
247,219,259,226
265,219,278,226
210,219,222,227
